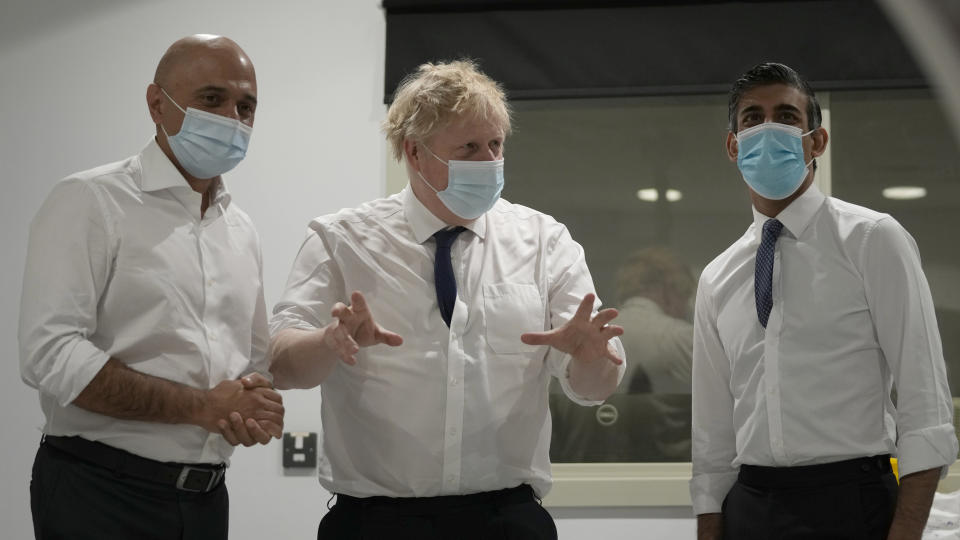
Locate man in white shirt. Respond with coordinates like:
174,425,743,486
692,62,957,540
19,35,283,540
269,60,625,539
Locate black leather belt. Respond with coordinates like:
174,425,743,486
336,484,537,514
43,435,226,493
739,454,893,488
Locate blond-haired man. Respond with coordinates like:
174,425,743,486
269,60,625,539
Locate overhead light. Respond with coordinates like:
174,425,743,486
636,188,659,202
882,186,927,200
636,188,683,203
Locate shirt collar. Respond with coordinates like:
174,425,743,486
138,138,232,209
751,183,825,240
401,185,486,243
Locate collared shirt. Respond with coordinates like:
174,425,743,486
19,139,269,465
690,184,957,515
271,186,625,498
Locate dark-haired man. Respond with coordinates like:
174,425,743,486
691,62,956,540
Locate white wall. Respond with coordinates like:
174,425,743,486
0,1,693,538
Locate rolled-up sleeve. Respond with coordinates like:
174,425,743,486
19,179,114,407
543,223,626,406
862,217,958,478
690,275,738,515
270,226,345,335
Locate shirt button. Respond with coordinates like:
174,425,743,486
449,378,458,386
447,474,455,482
449,427,457,436
209,333,218,341
207,279,215,287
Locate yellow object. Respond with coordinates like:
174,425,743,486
890,457,899,483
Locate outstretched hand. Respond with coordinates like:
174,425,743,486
325,291,403,365
520,293,623,366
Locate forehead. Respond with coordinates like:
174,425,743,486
168,49,257,95
737,83,807,115
430,115,505,145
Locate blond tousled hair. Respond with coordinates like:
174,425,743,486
383,59,512,162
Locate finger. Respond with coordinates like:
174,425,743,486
241,372,273,390
521,330,557,346
245,418,272,445
252,386,283,403
572,293,596,322
253,390,285,413
600,324,625,341
605,349,625,366
336,326,359,364
591,308,619,328
252,412,285,433
350,291,369,315
218,419,241,446
330,302,351,321
374,326,404,347
229,412,256,447
330,325,357,365
256,420,284,439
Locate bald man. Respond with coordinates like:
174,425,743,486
19,35,282,539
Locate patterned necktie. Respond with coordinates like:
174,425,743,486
755,218,784,328
433,226,466,327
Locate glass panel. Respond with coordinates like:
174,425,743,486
505,95,753,462
831,89,960,425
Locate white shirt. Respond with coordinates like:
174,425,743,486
19,139,269,465
690,184,957,515
271,186,625,498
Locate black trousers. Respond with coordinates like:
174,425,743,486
31,439,229,540
722,455,899,540
318,485,558,540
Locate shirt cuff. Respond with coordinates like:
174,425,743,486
55,340,111,408
557,353,602,406
555,337,627,407
268,313,321,336
690,470,739,515
896,423,959,479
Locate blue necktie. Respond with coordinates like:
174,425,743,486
755,218,784,328
433,227,466,327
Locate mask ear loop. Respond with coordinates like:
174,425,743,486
411,142,445,194
158,87,187,140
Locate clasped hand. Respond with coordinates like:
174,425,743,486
210,373,285,447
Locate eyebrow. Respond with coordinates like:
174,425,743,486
193,85,258,105
739,103,802,117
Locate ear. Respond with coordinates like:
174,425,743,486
403,138,420,170
810,126,829,159
725,131,739,163
146,83,164,125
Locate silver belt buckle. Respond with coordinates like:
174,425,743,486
176,466,222,492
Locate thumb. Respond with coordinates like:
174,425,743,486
375,327,404,347
520,331,552,346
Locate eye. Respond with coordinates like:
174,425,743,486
778,112,800,125
741,112,762,127
200,94,222,107
238,102,255,115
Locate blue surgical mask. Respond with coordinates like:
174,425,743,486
416,145,504,220
159,87,252,179
736,122,816,200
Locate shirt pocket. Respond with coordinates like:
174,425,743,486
483,283,545,354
